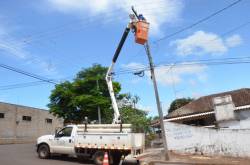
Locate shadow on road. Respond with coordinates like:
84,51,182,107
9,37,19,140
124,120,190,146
50,156,93,164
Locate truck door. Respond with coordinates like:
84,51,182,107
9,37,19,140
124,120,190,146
52,126,75,154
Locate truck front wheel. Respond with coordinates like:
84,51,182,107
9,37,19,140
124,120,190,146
38,144,50,159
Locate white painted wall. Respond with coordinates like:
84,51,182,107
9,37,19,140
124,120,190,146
218,110,250,129
164,121,250,158
213,95,236,122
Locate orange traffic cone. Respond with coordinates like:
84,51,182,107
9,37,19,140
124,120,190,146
103,152,109,165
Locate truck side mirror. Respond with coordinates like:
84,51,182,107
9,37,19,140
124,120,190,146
54,127,61,137
55,129,58,137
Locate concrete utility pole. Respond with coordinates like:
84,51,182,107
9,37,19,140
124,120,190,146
96,79,101,124
144,42,169,160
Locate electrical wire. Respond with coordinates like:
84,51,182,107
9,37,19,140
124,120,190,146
0,1,246,85
0,74,75,90
154,0,243,43
118,18,250,75
0,81,48,90
13,0,168,46
0,63,57,85
20,10,168,45
3,0,243,52
114,56,250,75
3,57,249,90
4,1,245,68
115,1,246,76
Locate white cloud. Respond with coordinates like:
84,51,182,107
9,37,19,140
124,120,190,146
137,104,152,113
47,0,111,14
46,0,183,34
171,31,242,56
122,62,207,86
155,63,207,86
122,62,145,70
0,23,57,75
225,34,242,47
0,27,27,59
0,42,27,59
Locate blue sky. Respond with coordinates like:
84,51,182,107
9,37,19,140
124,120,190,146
0,0,249,116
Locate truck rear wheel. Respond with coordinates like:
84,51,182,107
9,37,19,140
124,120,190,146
93,151,113,165
122,160,139,165
93,151,104,165
38,144,50,159
77,155,88,162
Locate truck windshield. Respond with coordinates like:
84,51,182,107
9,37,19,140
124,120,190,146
56,127,73,137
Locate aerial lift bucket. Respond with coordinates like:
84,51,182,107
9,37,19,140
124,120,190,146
135,21,149,45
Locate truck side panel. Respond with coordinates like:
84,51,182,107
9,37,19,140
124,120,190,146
75,133,133,150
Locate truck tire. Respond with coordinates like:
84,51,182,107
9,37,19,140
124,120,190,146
93,151,104,165
93,151,113,165
77,155,87,162
38,144,50,159
112,153,122,165
122,160,139,165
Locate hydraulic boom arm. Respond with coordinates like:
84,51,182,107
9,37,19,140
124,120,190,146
106,7,149,124
106,26,130,124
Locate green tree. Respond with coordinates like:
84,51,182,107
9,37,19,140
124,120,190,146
48,64,121,124
119,95,150,133
48,64,150,132
168,97,193,114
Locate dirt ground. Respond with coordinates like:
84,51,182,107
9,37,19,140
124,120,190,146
139,148,250,165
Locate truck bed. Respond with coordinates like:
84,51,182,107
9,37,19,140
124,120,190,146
75,124,144,152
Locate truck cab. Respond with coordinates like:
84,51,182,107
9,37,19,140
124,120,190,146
37,125,76,158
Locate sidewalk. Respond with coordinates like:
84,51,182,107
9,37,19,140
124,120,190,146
139,148,250,165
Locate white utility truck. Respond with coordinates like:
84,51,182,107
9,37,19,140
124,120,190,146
36,8,149,165
36,124,144,164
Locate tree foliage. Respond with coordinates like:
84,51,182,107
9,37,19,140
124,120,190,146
118,95,150,133
120,107,150,133
48,64,120,123
168,97,193,114
48,64,150,132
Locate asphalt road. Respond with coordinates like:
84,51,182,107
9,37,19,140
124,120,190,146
0,143,94,165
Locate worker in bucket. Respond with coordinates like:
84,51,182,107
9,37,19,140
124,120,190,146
138,14,146,21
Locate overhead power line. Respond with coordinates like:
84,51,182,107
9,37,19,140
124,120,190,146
123,19,250,75
13,0,167,46
116,56,250,74
0,63,57,85
219,20,250,37
114,56,250,75
0,75,74,90
3,57,249,90
0,81,48,90
154,0,243,43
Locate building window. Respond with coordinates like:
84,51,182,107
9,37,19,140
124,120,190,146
22,116,32,121
45,118,52,124
0,113,4,118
